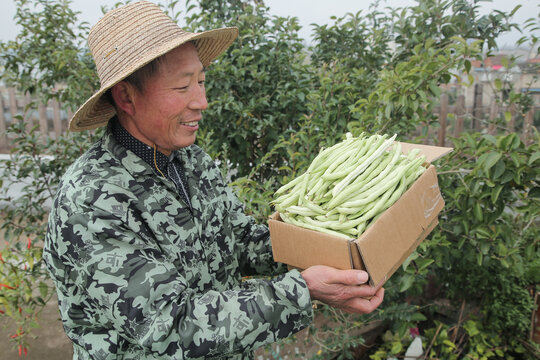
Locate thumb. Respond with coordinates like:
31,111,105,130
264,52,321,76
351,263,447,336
332,269,370,285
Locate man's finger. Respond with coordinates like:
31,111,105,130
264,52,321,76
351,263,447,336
345,287,385,313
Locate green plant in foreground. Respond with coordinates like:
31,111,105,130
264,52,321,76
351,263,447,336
370,319,527,360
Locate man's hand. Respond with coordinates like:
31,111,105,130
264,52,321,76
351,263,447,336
301,265,384,314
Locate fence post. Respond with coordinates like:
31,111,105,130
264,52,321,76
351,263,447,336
52,99,62,138
472,84,483,131
488,100,498,135
453,95,465,137
8,87,17,120
38,101,48,142
67,108,73,131
0,92,7,151
438,93,448,147
522,108,534,145
508,103,516,132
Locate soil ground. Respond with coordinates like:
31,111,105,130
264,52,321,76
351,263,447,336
0,294,73,359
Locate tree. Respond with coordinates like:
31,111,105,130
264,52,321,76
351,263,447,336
186,0,314,182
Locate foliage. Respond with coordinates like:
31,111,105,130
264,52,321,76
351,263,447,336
349,37,482,136
186,0,313,182
429,132,539,332
390,0,520,57
0,0,97,107
0,119,98,352
371,319,528,360
368,132,539,359
0,0,101,352
310,2,393,72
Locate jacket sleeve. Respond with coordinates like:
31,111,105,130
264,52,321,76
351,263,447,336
222,182,288,277
44,187,313,359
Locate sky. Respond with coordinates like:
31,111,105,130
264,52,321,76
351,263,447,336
0,0,538,48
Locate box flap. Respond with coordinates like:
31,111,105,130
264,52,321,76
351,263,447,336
355,165,444,287
269,213,356,270
397,142,453,163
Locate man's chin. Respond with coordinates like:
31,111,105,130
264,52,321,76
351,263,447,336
175,135,197,149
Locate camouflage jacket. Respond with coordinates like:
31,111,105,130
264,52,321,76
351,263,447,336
44,125,314,359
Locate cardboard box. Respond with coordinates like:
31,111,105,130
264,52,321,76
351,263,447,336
268,142,452,287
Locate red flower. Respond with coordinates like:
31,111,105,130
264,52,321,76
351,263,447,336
409,327,420,337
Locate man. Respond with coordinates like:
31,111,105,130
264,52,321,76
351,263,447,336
44,1,384,359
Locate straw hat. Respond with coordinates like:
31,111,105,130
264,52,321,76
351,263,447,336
69,1,238,131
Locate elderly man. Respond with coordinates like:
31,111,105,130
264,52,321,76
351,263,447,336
44,1,384,359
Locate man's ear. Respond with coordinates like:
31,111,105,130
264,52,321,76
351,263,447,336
110,81,137,117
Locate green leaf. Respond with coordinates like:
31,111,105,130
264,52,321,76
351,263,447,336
390,341,403,354
497,243,508,256
475,227,490,238
429,82,441,97
529,151,540,166
399,274,415,292
483,134,497,145
479,151,502,174
418,258,435,272
410,312,427,322
492,160,505,180
480,242,490,255
464,59,471,73
443,340,457,349
473,202,483,222
402,252,419,270
491,185,503,203
529,187,540,198
464,320,480,336
39,281,48,299
510,152,520,167
477,252,483,266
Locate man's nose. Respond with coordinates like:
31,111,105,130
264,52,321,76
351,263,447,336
190,85,208,110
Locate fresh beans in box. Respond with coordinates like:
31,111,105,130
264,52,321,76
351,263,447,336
272,133,426,239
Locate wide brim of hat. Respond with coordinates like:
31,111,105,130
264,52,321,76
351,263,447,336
69,27,238,132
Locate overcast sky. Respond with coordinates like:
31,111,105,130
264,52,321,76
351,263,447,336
1,0,538,48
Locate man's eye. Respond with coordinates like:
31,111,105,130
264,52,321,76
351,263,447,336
198,80,205,86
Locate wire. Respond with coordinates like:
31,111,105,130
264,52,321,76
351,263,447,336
153,143,166,178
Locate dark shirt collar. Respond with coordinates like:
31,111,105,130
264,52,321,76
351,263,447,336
110,116,169,176
109,117,192,208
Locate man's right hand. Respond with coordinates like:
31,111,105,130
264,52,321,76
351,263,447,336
301,265,384,314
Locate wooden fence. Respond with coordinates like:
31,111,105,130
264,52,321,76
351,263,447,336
0,86,73,153
0,86,538,153
426,93,538,147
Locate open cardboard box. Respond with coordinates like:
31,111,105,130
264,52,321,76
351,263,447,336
268,141,453,287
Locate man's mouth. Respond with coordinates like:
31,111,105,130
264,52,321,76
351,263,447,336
183,121,199,127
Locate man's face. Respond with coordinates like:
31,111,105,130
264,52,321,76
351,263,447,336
128,42,207,154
